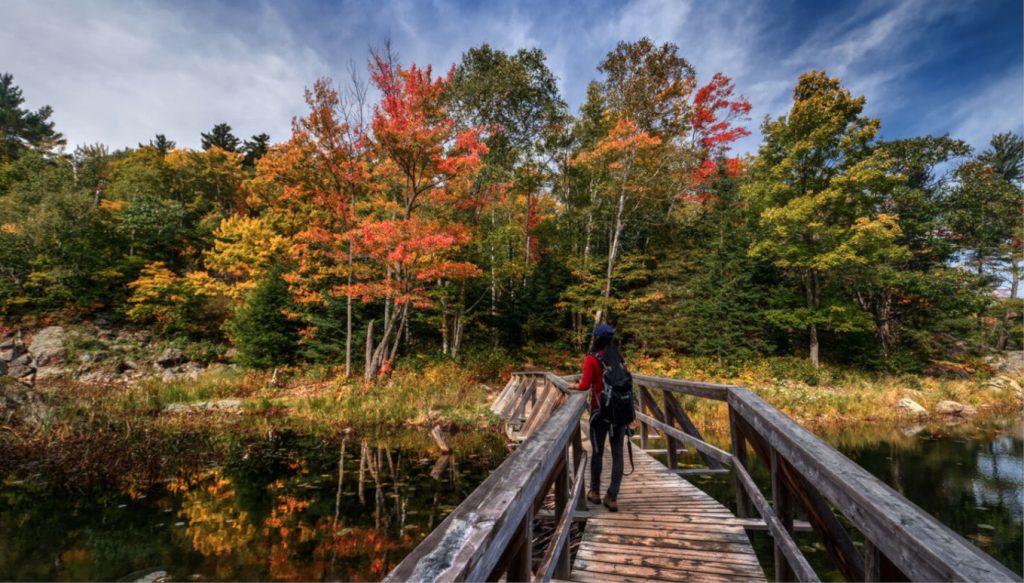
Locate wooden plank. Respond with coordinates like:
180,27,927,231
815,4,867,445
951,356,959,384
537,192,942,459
675,468,729,476
730,517,813,532
492,375,522,416
728,387,1016,582
574,549,766,579
633,374,731,401
506,377,539,423
662,389,679,471
573,558,757,583
634,411,733,466
507,509,533,583
577,540,763,569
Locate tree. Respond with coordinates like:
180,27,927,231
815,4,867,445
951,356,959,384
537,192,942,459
228,268,301,369
242,133,271,169
747,71,906,366
201,123,240,152
141,134,176,156
350,53,487,376
256,77,369,376
0,73,65,161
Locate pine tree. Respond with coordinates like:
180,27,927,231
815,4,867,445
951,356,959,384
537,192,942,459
200,123,240,152
0,73,65,161
242,133,270,169
228,268,300,369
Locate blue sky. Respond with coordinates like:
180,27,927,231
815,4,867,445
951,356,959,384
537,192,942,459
3,0,1021,155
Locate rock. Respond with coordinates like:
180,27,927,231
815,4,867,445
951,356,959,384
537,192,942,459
34,365,69,380
78,370,118,383
28,326,67,368
0,379,48,425
895,398,928,418
115,358,139,373
935,400,974,416
985,351,1024,374
160,361,205,382
10,353,31,367
162,399,242,414
156,347,187,368
78,351,108,364
6,362,35,381
0,360,6,376
984,376,1022,394
0,337,26,362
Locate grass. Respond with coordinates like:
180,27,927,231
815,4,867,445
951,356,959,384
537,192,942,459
621,354,1023,436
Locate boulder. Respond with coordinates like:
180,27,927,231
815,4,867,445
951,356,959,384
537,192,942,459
77,370,118,384
895,398,928,418
78,351,108,364
984,376,1023,394
29,326,67,368
985,351,1024,374
161,361,204,382
935,400,976,417
156,347,187,368
162,399,242,414
0,337,26,362
6,362,34,382
115,358,139,373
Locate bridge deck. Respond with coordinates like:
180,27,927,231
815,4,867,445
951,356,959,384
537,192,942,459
571,439,766,582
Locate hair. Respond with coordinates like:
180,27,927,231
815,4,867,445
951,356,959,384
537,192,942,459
590,334,612,353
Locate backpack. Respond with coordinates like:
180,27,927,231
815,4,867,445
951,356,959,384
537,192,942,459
592,341,635,427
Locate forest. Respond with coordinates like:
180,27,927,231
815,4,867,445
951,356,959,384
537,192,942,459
1,39,1021,378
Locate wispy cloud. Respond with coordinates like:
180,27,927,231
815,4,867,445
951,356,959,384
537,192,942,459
1,0,1018,155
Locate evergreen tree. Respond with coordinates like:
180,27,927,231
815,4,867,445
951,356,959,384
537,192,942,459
241,133,270,169
228,268,300,369
0,73,65,161
141,134,176,156
200,123,240,152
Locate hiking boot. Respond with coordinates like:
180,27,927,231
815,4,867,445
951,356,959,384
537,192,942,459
602,495,618,512
586,489,601,505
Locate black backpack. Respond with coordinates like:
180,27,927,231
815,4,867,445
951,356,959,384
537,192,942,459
592,341,635,427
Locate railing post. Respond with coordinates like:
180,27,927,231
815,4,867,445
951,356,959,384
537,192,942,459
729,406,752,518
639,396,649,449
662,389,679,470
572,421,587,511
864,539,881,582
772,448,795,582
554,446,571,579
507,507,534,583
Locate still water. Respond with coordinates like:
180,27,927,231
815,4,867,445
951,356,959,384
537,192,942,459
0,429,507,582
670,416,1024,579
2,418,1021,581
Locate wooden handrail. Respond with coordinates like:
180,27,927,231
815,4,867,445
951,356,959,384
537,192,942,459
534,450,588,582
632,373,732,401
727,387,1016,582
633,410,733,466
384,383,587,582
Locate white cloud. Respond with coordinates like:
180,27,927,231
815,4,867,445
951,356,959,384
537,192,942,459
948,70,1024,150
1,0,329,150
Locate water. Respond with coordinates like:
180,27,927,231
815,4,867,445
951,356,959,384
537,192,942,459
662,416,1024,580
3,419,1020,581
0,429,507,582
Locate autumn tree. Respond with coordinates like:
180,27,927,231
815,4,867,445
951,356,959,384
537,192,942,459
747,71,907,366
255,77,369,375
351,53,487,376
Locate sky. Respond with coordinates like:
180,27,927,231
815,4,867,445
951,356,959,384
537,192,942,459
2,0,1022,156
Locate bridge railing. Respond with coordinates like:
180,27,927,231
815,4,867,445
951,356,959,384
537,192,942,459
387,371,1016,583
630,375,1015,582
385,372,587,582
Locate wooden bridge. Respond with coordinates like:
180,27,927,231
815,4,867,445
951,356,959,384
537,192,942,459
385,371,1016,582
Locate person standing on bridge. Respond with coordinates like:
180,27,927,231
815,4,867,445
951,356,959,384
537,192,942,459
569,323,626,512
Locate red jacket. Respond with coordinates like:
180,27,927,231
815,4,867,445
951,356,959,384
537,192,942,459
578,351,604,412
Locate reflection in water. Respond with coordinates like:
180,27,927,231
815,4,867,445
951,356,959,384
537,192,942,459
0,430,506,582
669,416,1024,579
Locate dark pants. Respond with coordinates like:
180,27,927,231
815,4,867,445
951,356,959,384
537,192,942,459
589,412,625,498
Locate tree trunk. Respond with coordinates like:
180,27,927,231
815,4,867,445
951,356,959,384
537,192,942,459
597,191,627,326
805,271,820,368
345,241,353,378
364,319,375,380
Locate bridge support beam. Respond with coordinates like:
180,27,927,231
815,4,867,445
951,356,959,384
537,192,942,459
729,406,753,518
